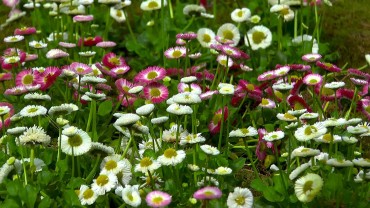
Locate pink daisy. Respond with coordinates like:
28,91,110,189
73,15,94,22
46,49,69,59
350,77,368,86
193,186,222,200
3,48,26,61
177,83,202,94
259,98,276,109
287,94,312,112
257,70,277,82
58,42,77,48
256,128,275,161
215,35,234,45
164,46,186,59
102,52,126,69
316,61,341,72
302,53,322,62
176,38,186,45
166,68,184,77
220,45,241,58
118,93,137,107
96,41,117,48
176,32,197,40
3,0,19,8
303,73,323,86
4,85,28,96
34,66,61,90
348,68,370,79
0,102,14,130
200,90,218,100
143,82,169,104
273,65,290,77
216,54,233,67
195,70,215,82
14,27,36,36
134,66,166,84
16,69,36,86
70,62,92,75
289,64,311,71
115,78,135,94
146,190,172,208
208,106,228,134
78,36,103,47
0,72,12,81
357,99,370,120
25,54,38,62
111,65,130,76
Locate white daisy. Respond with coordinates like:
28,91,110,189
172,92,201,104
128,86,144,94
78,185,98,205
166,103,193,115
90,142,115,155
91,173,118,195
324,81,345,89
48,103,78,116
347,125,368,134
136,104,155,116
214,166,232,175
229,127,258,137
323,117,347,127
179,133,206,145
157,148,186,166
60,129,92,156
299,112,319,120
114,113,141,126
138,138,161,155
352,158,370,168
289,162,311,180
245,25,272,50
134,157,161,174
341,136,358,144
162,124,189,142
197,28,216,48
121,185,141,207
294,122,327,141
276,113,297,121
200,144,220,155
217,23,240,46
151,116,169,124
7,126,27,135
295,173,323,203
18,125,51,145
326,158,353,167
180,76,197,83
263,131,285,142
231,8,251,23
188,164,200,171
140,0,166,11
24,93,51,101
291,146,320,159
100,154,129,175
227,187,253,208
218,83,235,95
197,176,219,187
0,106,10,116
0,157,15,184
19,105,47,117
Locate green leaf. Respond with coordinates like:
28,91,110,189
19,184,38,208
272,174,289,195
56,159,69,179
37,170,54,186
6,180,21,197
62,190,81,207
67,177,85,189
0,198,22,208
98,100,112,116
263,186,285,202
38,196,52,208
251,178,267,192
229,158,246,172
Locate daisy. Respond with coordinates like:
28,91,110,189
314,133,342,143
136,104,155,116
347,125,368,134
179,133,206,145
352,158,370,168
295,173,323,203
90,142,115,155
121,185,141,207
100,154,130,175
197,28,216,48
102,52,126,69
7,126,26,135
231,8,251,22
173,92,201,104
326,158,353,167
139,138,161,155
299,112,319,120
214,166,232,175
17,125,51,145
259,98,276,109
146,190,172,208
183,4,206,16
162,125,189,142
141,0,166,11
200,144,220,155
91,173,118,195
277,113,297,121
46,49,69,59
15,69,36,86
0,157,15,184
178,83,202,94
60,129,92,156
257,70,276,82
48,103,78,116
14,27,36,35
78,51,96,57
29,40,47,49
263,131,285,142
289,163,311,180
4,35,24,43
110,7,126,23
166,103,193,115
180,76,197,83
151,116,169,124
157,148,186,166
270,4,295,21
78,185,98,205
302,53,322,62
114,113,140,126
294,123,327,141
316,61,341,72
96,41,117,48
128,85,144,94
4,86,28,96
229,127,258,137
193,187,222,200
291,146,320,159
143,82,169,104
303,73,323,86
217,23,240,46
227,187,253,208
70,62,93,75
208,106,228,134
135,66,166,84
134,157,161,174
245,25,272,50
19,105,47,117
164,46,186,59
324,81,345,89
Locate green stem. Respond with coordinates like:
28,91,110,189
242,138,260,179
86,154,101,184
123,11,137,44
218,99,225,150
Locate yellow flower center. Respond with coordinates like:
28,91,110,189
280,8,290,16
309,79,318,84
252,31,265,44
212,114,222,125
147,71,158,80
27,107,38,113
105,160,117,170
235,196,245,205
152,196,164,204
261,98,269,106
140,157,153,167
68,134,83,147
83,188,94,199
203,34,211,43
23,74,34,85
163,148,177,158
303,180,313,193
150,88,161,97
109,57,120,65
246,84,254,91
241,128,249,134
96,174,109,186
304,126,317,136
322,133,333,142
148,1,159,9
283,113,296,120
116,10,122,17
237,10,244,17
172,50,182,58
223,30,234,40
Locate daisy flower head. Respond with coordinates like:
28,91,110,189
180,76,197,83
166,103,193,115
214,166,232,175
100,154,129,175
316,61,341,72
227,187,253,208
200,144,220,155
151,116,169,124
19,105,47,117
180,133,206,145
245,25,272,50
78,185,98,205
4,35,24,43
295,173,323,203
29,40,47,49
128,85,144,94
121,185,141,207
257,70,276,82
277,113,297,121
259,98,276,109
176,32,197,40
114,113,140,126
299,112,319,120
302,53,322,62
91,172,118,195
110,7,126,23
73,14,94,22
324,81,345,89
322,117,347,127
326,158,353,167
173,92,201,104
164,46,186,59
46,49,69,59
146,190,171,208
102,52,126,69
141,0,166,11
143,82,169,104
352,158,370,168
134,157,161,174
303,73,323,86
178,83,202,94
48,103,78,117
289,163,311,181
216,54,234,68
197,28,216,48
263,130,285,142
229,127,258,137
294,123,327,142
231,8,251,22
270,4,294,21
17,125,51,146
157,148,186,166
217,23,240,46
347,125,369,134
60,128,92,156
183,4,206,16
135,66,166,84
70,62,92,75
136,104,155,116
291,146,320,159
193,186,222,200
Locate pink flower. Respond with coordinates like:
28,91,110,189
316,61,341,72
78,36,102,47
143,82,169,104
257,70,277,82
302,73,323,86
118,93,137,107
287,94,312,112
193,186,222,200
0,102,14,130
111,65,130,76
164,46,186,59
208,106,228,134
146,191,172,208
25,54,38,62
0,72,12,81
59,42,77,48
102,52,126,69
302,53,322,62
46,49,69,59
70,62,92,75
34,66,61,90
134,66,166,84
176,32,197,40
14,27,36,36
357,98,370,121
96,41,117,48
4,85,27,96
256,128,275,161
2,0,19,8
15,69,36,86
115,78,135,94
73,15,94,22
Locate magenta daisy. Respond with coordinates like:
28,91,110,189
70,62,93,75
302,53,322,62
257,70,277,82
176,32,197,40
303,73,323,86
357,99,370,120
0,102,14,130
115,78,135,94
102,52,126,69
259,98,276,109
25,54,38,62
208,106,228,134
177,83,202,94
350,77,368,86
118,93,137,107
316,61,341,72
176,38,186,45
193,186,222,200
273,65,290,77
15,69,36,86
0,72,12,81
73,15,94,22
14,27,36,36
4,85,28,96
58,42,77,48
111,65,130,76
34,66,61,91
46,49,69,59
220,45,242,58
164,46,187,59
146,190,172,208
200,90,219,100
96,41,117,48
134,66,166,84
143,82,169,104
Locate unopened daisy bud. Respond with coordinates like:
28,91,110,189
7,157,15,165
250,15,261,23
270,164,279,171
163,76,171,82
189,198,197,204
180,76,197,83
354,151,361,156
182,183,188,188
147,20,155,26
281,152,289,158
